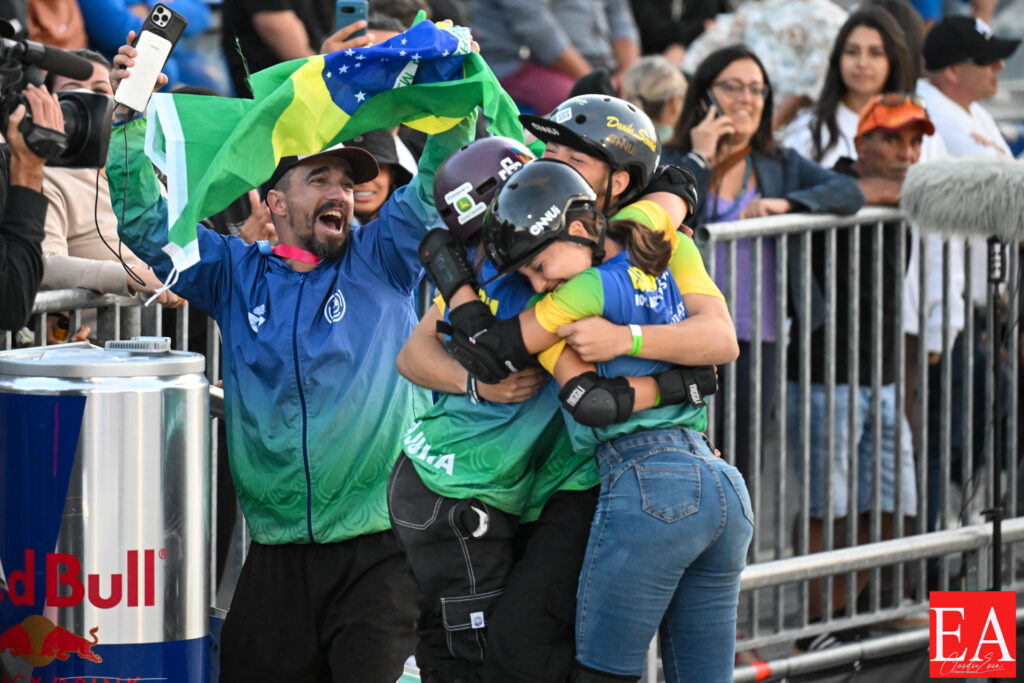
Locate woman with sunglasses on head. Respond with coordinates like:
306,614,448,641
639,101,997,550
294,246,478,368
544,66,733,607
439,159,748,683
783,6,914,168
662,44,864,478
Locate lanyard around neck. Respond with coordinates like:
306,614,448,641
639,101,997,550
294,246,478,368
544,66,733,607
272,243,321,266
711,155,752,223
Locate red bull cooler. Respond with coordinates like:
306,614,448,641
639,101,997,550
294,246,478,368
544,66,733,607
0,339,209,683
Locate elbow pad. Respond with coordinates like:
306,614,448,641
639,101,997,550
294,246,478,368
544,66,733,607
644,164,699,215
559,372,634,427
418,227,477,303
439,300,538,384
656,365,718,407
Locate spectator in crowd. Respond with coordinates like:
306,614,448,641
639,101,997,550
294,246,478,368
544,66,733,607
343,129,415,226
0,85,63,331
665,44,865,477
425,0,468,27
80,0,217,91
27,0,86,50
629,0,728,67
622,55,688,144
222,0,374,97
865,0,927,78
39,49,181,328
683,0,849,130
784,7,914,167
470,0,641,114
110,28,483,681
916,14,1019,530
373,0,431,26
788,94,931,637
910,0,999,27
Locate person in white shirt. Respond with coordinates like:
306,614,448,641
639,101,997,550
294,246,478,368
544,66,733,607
917,15,1019,310
784,7,915,169
915,14,1019,531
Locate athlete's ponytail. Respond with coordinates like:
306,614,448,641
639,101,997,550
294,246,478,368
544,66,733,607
566,208,672,277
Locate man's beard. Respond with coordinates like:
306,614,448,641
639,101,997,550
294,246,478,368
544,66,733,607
298,201,351,261
302,232,347,261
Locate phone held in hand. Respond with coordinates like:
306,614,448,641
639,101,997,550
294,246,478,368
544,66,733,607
703,89,725,117
113,3,187,113
335,0,368,37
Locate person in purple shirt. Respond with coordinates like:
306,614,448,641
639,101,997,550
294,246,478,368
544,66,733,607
664,45,865,477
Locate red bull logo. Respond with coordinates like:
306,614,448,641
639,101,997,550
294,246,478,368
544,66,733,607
0,615,101,668
0,549,158,609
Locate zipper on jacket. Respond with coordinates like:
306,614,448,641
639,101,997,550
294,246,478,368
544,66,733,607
292,275,315,543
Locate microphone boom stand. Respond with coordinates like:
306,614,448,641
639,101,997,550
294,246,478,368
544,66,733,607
985,236,1005,591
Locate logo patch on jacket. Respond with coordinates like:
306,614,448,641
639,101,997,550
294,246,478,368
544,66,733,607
324,289,347,324
248,305,266,333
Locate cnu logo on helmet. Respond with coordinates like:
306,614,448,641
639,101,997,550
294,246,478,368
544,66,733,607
481,159,598,275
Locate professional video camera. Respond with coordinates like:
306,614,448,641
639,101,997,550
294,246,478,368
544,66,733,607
0,19,113,168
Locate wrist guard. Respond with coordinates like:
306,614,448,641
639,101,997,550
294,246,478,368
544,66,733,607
656,365,717,407
418,228,477,303
438,300,538,384
559,371,634,427
645,164,699,215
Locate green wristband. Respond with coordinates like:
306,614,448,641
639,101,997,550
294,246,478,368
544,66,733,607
628,324,643,357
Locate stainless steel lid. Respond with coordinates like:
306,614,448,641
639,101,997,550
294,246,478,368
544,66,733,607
0,338,206,378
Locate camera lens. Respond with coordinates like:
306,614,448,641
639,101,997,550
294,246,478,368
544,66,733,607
59,97,82,144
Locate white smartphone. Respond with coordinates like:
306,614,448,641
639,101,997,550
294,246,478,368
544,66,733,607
113,3,187,113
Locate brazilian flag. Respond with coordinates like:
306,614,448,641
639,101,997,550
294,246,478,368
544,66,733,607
141,13,522,272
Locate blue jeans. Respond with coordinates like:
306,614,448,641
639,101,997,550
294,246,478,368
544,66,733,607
575,428,754,682
786,382,916,518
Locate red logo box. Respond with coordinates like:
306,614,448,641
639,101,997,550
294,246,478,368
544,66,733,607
930,591,1016,678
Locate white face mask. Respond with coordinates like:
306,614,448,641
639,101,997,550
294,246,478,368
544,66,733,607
657,123,674,142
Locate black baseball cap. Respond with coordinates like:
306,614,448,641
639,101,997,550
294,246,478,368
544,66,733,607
344,130,413,187
923,16,1020,70
259,143,379,200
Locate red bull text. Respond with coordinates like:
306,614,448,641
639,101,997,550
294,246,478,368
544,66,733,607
0,550,157,609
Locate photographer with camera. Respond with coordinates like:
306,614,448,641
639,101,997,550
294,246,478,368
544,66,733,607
0,82,63,330
38,49,182,318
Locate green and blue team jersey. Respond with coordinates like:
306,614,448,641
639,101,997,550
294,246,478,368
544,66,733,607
405,256,565,516
534,250,707,457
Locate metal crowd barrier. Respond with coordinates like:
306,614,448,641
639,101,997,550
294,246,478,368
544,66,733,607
7,203,1024,680
696,207,1023,661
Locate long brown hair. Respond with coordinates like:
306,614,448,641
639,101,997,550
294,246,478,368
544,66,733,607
568,208,672,277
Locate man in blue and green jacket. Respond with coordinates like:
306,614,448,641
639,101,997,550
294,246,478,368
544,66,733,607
108,95,477,682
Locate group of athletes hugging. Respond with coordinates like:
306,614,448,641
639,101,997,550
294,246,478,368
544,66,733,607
394,94,752,683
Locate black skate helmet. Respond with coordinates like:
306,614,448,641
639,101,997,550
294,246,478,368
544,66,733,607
520,95,661,210
482,159,605,275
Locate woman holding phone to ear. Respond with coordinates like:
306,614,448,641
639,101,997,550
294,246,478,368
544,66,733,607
662,44,864,477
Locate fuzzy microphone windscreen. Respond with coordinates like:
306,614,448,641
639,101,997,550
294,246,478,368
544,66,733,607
900,157,1024,240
